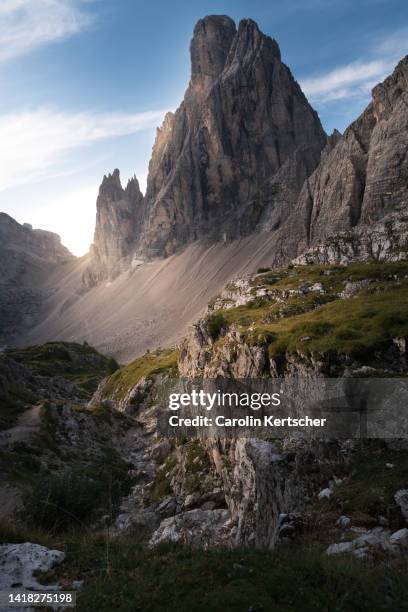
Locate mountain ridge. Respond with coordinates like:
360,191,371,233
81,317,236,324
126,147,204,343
0,16,407,361
0,213,73,346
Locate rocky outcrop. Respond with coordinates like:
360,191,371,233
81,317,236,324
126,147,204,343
83,170,144,285
179,324,271,378
293,210,408,265
149,508,232,548
205,437,330,548
279,55,408,261
326,526,408,560
395,489,408,522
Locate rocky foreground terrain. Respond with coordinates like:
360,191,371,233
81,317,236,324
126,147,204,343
1,258,408,610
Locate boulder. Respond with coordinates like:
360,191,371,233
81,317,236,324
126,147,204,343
149,508,233,548
395,489,408,521
0,542,65,591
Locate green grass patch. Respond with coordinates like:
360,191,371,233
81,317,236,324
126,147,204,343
102,349,179,401
326,447,408,517
217,280,408,362
22,448,133,533
0,444,43,486
70,540,408,612
150,456,177,501
1,524,407,612
251,261,408,294
206,313,228,340
0,385,38,430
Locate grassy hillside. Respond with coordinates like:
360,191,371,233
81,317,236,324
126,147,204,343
0,342,118,430
6,341,118,394
209,261,408,366
101,348,179,401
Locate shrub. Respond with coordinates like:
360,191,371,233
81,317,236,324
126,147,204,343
23,455,132,533
23,471,105,532
107,357,119,373
206,313,228,340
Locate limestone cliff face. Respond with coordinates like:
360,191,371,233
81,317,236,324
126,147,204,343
293,210,408,265
84,170,144,285
142,16,327,257
279,55,408,260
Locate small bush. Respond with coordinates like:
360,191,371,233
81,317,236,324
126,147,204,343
107,357,119,373
23,456,132,533
206,313,228,340
150,457,177,501
257,267,271,274
24,471,105,532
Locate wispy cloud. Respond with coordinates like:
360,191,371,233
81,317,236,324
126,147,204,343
0,108,168,190
0,0,91,62
300,29,408,103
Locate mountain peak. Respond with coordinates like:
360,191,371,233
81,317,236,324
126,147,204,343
100,169,123,201
86,15,327,269
103,168,121,181
125,175,142,198
372,54,408,121
190,15,236,86
226,17,281,68
85,168,145,286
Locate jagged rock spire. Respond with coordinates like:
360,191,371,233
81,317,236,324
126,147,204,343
84,169,145,286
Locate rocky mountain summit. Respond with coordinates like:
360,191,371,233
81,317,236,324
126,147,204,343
84,19,408,286
83,170,144,287
0,212,72,270
85,15,327,281
141,17,327,257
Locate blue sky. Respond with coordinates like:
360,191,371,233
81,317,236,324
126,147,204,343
0,0,407,255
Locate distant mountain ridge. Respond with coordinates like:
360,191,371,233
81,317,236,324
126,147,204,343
0,213,73,345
